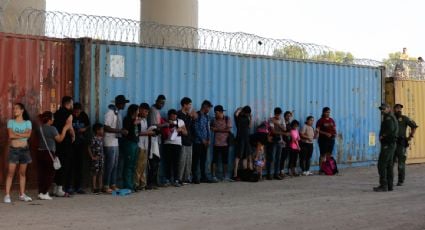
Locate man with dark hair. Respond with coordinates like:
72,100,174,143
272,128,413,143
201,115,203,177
70,102,90,194
177,97,197,184
192,100,213,183
266,107,286,180
393,104,418,186
374,103,398,192
148,95,167,128
103,95,129,193
53,96,76,197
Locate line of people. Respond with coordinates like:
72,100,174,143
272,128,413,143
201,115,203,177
4,94,416,203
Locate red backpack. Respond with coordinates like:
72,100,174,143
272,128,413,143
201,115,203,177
321,155,339,175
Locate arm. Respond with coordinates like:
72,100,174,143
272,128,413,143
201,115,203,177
55,124,71,143
8,128,32,139
87,144,98,161
407,117,418,140
178,124,188,136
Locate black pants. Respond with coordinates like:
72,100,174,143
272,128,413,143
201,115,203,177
147,155,160,186
192,143,208,181
163,144,181,182
289,149,299,169
300,143,313,172
280,147,291,172
37,150,55,194
54,144,73,187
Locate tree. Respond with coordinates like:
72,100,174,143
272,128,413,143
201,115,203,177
312,51,354,64
273,45,309,59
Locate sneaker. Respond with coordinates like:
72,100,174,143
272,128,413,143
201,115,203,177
307,171,314,176
38,193,53,200
373,186,388,192
224,177,235,182
174,181,181,187
4,195,11,203
55,186,67,197
396,182,404,186
273,174,283,180
19,194,32,202
211,177,219,183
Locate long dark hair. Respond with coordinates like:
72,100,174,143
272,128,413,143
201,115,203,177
39,111,53,124
126,104,139,119
321,107,331,118
15,103,30,121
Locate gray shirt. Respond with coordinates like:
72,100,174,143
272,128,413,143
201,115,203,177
39,125,59,152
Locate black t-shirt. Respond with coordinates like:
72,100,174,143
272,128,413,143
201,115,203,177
177,110,195,146
53,107,73,146
123,116,139,143
73,111,90,144
236,114,250,139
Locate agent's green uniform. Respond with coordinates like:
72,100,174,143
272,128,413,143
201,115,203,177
378,113,398,189
394,115,418,184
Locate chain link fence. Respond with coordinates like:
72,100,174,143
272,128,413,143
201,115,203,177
8,8,425,78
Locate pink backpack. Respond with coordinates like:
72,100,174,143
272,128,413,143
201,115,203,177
321,156,339,175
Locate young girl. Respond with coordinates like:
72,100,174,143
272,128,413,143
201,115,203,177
4,103,33,203
37,111,72,200
300,116,317,176
122,104,140,190
252,133,267,180
288,120,301,177
88,123,105,194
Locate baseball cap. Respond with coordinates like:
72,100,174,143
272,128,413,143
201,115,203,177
214,105,226,112
378,103,390,110
394,104,403,109
114,95,130,104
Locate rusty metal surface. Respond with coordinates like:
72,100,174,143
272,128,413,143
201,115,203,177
386,78,425,164
0,33,74,187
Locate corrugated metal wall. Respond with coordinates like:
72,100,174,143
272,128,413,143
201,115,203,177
0,33,74,186
76,41,383,167
386,78,425,164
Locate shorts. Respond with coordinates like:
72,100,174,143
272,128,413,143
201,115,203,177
254,160,265,168
235,137,252,159
213,146,229,164
90,156,105,175
8,147,32,164
318,137,335,156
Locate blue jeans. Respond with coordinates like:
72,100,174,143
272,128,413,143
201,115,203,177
103,146,119,187
266,143,282,175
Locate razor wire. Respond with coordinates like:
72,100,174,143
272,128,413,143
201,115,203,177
10,8,404,70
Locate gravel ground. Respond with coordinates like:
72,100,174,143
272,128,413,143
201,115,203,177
1,164,424,230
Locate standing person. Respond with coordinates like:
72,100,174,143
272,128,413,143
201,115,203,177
252,133,267,181
374,104,398,192
146,125,161,190
300,116,317,176
122,104,140,190
87,123,105,194
316,107,336,173
288,120,301,176
103,95,129,193
280,111,292,177
210,105,232,182
265,107,286,180
37,111,72,200
148,94,167,129
163,109,187,186
192,100,213,184
232,106,253,181
177,97,197,184
4,103,33,203
53,96,75,197
393,104,418,186
71,102,90,194
134,103,155,191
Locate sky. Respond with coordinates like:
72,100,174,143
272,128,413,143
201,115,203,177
46,0,424,61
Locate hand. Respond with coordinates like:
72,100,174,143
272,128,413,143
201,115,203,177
121,129,129,136
66,115,73,126
71,134,76,143
326,133,332,138
190,110,198,119
146,130,155,136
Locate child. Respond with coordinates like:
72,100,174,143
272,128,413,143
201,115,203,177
88,123,105,194
252,133,267,180
300,116,317,176
288,120,301,176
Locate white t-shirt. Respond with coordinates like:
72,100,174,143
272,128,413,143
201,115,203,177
164,119,185,146
300,125,315,144
138,118,149,150
104,108,121,147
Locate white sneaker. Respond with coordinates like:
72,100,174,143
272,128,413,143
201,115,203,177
4,195,11,203
38,193,53,200
307,171,313,176
19,194,32,202
55,186,66,197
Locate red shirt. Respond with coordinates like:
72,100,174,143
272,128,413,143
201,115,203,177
316,117,336,138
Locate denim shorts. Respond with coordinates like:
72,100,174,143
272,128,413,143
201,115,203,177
8,147,32,164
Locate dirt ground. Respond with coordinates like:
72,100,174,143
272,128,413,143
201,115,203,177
0,164,424,230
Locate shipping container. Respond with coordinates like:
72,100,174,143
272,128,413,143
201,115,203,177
385,78,425,164
75,41,383,169
0,33,74,187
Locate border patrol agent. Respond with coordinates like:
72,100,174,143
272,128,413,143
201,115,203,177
393,104,418,186
374,103,398,192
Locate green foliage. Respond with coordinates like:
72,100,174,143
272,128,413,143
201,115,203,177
312,51,354,63
273,45,309,59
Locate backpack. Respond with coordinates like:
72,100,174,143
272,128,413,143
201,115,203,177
321,155,339,175
256,120,272,134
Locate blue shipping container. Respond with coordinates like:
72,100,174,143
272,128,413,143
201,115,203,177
74,41,382,168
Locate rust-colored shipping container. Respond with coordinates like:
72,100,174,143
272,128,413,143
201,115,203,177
0,33,74,187
385,77,425,164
